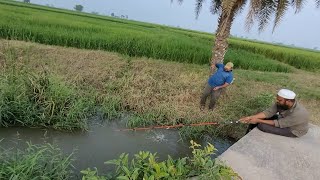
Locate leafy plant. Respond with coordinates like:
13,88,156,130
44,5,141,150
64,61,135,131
82,140,239,180
81,168,107,180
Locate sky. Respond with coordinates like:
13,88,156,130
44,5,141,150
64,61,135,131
25,0,320,49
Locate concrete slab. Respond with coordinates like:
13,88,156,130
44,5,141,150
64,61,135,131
218,124,320,180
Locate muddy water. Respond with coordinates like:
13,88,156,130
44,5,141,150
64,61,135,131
0,120,234,175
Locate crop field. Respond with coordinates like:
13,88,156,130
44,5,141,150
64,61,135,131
1,0,319,73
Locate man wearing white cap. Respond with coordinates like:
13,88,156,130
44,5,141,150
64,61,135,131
240,89,309,137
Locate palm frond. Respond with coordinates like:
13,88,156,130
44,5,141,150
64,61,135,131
233,0,248,15
195,0,206,19
273,0,290,32
258,0,277,32
291,0,305,13
221,0,246,16
210,0,222,14
245,0,263,31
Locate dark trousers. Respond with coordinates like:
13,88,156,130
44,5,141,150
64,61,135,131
200,84,222,109
246,115,297,137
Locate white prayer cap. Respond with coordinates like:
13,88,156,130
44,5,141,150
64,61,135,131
278,89,296,99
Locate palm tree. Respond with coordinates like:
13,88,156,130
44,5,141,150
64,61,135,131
176,0,320,67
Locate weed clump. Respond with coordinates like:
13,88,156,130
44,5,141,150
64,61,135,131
0,142,74,179
0,47,93,130
82,140,239,179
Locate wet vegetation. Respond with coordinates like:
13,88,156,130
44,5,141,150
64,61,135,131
0,142,74,179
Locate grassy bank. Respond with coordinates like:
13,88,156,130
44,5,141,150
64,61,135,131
1,40,319,139
0,46,95,130
0,142,74,179
1,0,320,72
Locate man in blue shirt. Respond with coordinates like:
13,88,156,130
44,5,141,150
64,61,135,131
200,62,234,110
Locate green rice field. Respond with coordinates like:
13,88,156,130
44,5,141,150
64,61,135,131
1,0,319,72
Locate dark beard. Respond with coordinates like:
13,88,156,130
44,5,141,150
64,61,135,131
277,104,289,110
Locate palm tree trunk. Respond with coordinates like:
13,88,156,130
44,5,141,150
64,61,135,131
211,10,236,65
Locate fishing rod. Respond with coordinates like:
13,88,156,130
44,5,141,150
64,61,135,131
116,120,241,131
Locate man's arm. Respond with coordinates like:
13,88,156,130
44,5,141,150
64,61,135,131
210,63,218,70
250,118,276,126
240,112,267,123
240,103,277,123
275,113,308,128
250,112,267,119
211,63,223,72
213,82,229,90
250,110,308,127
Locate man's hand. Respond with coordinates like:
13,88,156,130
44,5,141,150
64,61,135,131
248,118,260,124
240,116,260,124
210,65,216,70
240,116,251,124
213,87,220,91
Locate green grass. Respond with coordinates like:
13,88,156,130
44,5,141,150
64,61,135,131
0,47,95,130
2,40,320,138
229,39,320,71
225,48,292,72
236,70,320,100
2,0,319,72
0,142,74,179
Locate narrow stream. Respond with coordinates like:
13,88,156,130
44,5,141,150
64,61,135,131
0,119,234,176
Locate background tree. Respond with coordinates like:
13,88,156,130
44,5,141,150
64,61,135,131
74,4,83,12
176,0,320,68
23,0,30,3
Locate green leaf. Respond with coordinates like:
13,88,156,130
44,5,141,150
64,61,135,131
122,166,131,176
117,176,129,180
105,159,119,165
131,168,140,180
153,163,161,173
157,172,169,178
